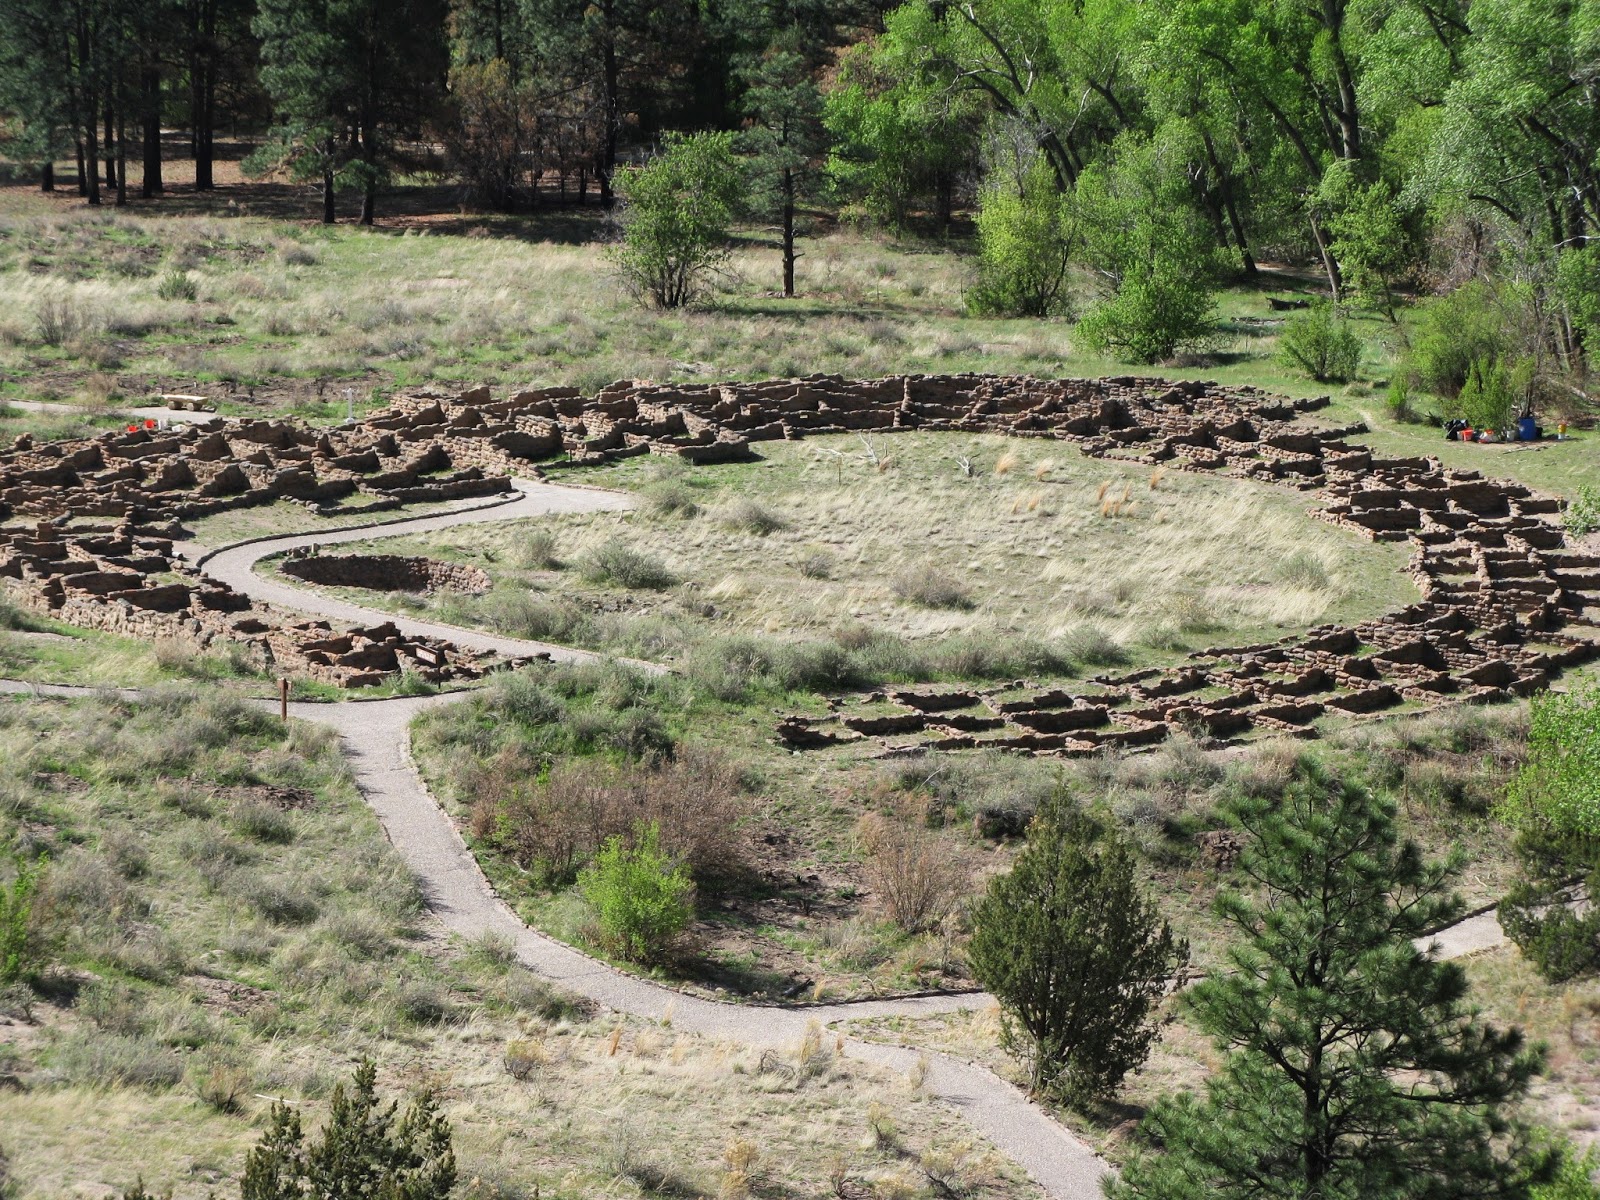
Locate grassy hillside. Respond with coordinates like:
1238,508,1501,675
0,689,1040,1200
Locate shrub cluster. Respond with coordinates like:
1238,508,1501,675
1278,301,1362,383
468,745,747,887
579,540,677,590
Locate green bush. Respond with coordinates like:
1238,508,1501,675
579,541,677,590
1076,260,1215,364
579,823,694,964
966,158,1076,318
1501,684,1600,838
156,271,197,302
1278,302,1362,383
1565,485,1600,536
0,855,44,984
1385,376,1424,424
1452,355,1527,435
611,132,744,309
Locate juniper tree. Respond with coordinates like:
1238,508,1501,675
241,1058,456,1200
967,793,1184,1108
1111,762,1553,1200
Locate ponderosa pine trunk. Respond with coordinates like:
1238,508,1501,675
781,166,796,297
103,104,116,189
141,66,163,196
115,110,127,206
41,162,54,192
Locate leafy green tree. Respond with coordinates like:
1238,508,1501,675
579,821,693,964
1111,762,1552,1200
966,155,1077,318
241,1058,456,1200
739,26,826,297
967,794,1184,1107
1322,163,1412,321
1498,685,1600,983
822,34,981,232
610,131,743,308
1074,131,1219,363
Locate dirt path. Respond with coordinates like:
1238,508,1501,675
0,478,1523,1200
2,397,217,426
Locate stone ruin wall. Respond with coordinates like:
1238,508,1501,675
0,371,1592,700
280,552,491,595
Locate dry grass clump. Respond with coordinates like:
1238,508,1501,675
994,451,1019,476
798,549,834,579
1098,483,1135,518
891,562,974,611
1276,549,1332,590
468,745,748,887
642,478,702,520
513,528,561,569
1064,623,1127,666
720,498,788,536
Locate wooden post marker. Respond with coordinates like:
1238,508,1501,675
280,678,289,722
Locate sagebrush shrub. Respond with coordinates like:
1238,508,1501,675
478,746,746,886
580,540,676,590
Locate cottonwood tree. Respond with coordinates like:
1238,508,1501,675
967,792,1184,1107
610,131,744,308
1498,684,1600,982
1111,762,1554,1200
241,1058,455,1200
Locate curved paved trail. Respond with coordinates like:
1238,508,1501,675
198,480,637,665
0,476,1520,1200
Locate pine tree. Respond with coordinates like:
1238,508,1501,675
738,24,826,297
967,793,1184,1108
251,0,447,224
1111,762,1554,1200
